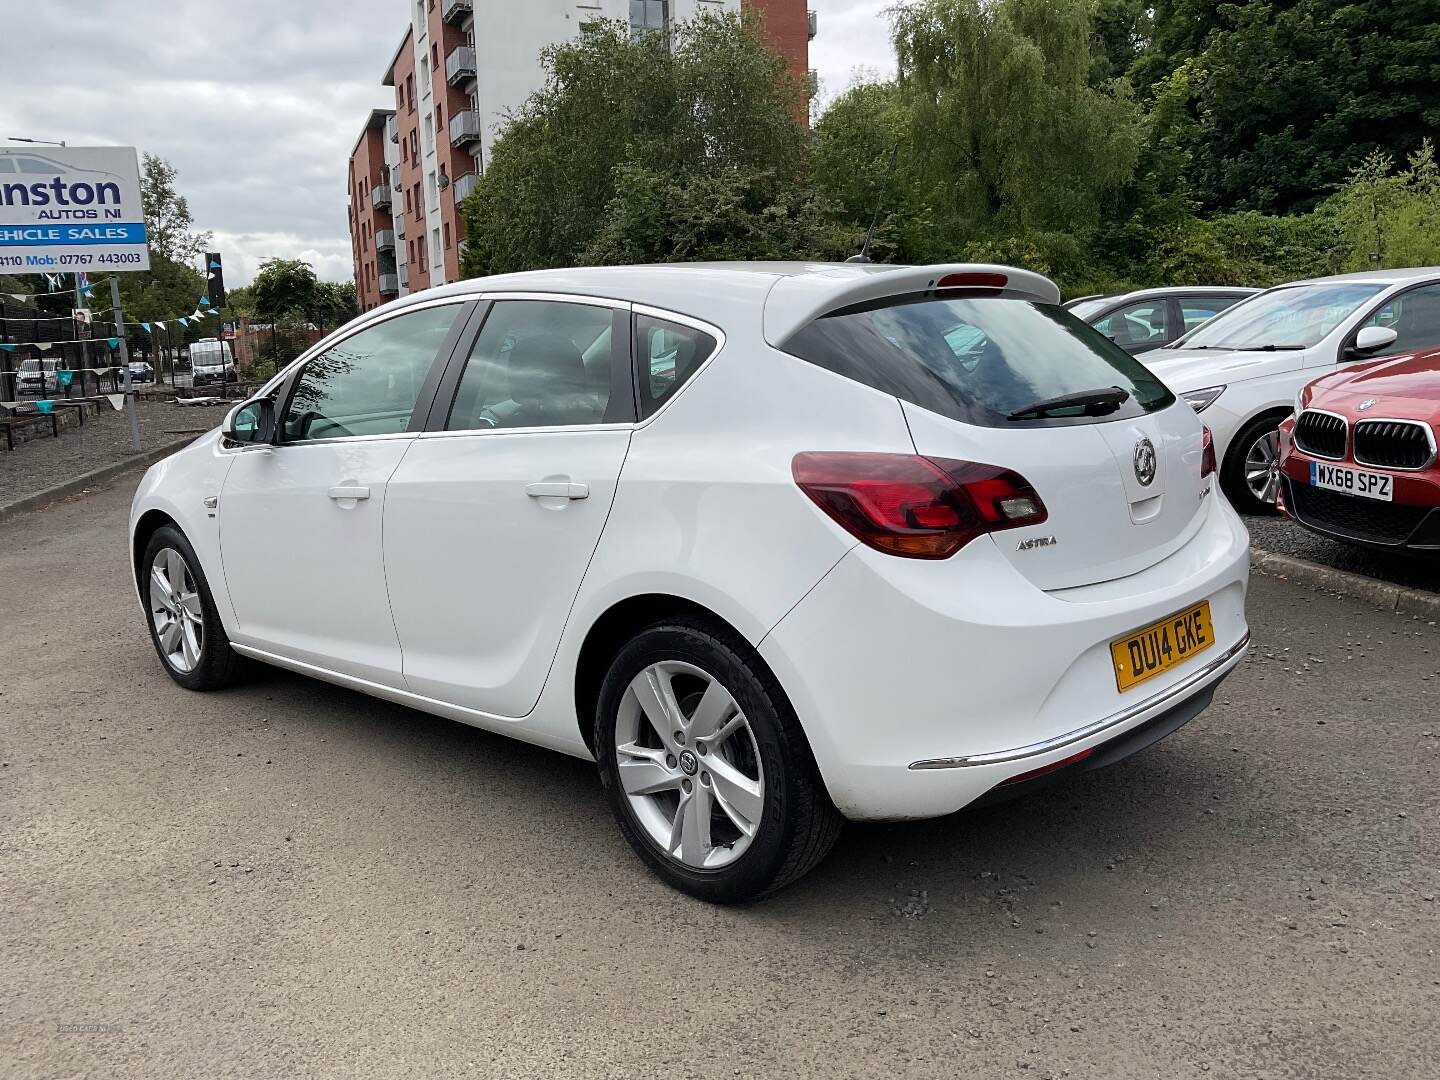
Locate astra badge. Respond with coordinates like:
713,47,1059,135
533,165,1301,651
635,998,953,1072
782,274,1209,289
1358,399,1377,412
1133,437,1157,487
1017,535,1058,552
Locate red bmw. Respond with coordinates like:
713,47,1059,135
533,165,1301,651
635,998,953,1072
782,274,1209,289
1278,347,1440,554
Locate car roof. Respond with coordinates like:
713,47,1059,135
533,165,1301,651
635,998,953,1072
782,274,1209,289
1283,267,1440,287
379,262,1063,342
1095,285,1260,304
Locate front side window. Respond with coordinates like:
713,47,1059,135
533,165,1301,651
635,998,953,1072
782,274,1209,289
1178,282,1385,350
636,313,716,418
447,300,615,431
782,295,1174,428
282,304,461,442
1361,283,1440,355
1091,300,1168,349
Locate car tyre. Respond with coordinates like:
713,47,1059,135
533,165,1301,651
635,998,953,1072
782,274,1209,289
141,525,248,691
594,616,842,903
1221,413,1283,515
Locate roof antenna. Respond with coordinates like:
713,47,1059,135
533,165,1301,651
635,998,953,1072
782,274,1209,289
846,145,899,265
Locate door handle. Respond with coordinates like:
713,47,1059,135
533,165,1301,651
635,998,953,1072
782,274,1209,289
327,485,371,500
525,481,589,500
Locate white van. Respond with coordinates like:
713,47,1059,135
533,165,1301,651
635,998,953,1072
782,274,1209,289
190,338,236,386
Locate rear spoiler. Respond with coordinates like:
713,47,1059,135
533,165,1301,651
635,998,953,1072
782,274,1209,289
763,263,1061,346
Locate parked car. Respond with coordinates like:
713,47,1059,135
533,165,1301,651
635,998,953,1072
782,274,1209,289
1278,347,1440,553
1144,267,1440,514
16,357,61,394
190,338,236,386
126,360,154,383
1066,287,1260,354
129,262,1251,901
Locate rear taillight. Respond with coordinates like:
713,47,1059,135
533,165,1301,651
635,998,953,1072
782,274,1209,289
791,452,1048,559
1201,426,1216,479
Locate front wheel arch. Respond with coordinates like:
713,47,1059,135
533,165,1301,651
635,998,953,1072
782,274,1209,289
132,509,181,594
1220,406,1293,513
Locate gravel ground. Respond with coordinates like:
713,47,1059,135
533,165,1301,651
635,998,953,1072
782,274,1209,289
0,398,229,505
2,480,1438,1079
1244,512,1439,594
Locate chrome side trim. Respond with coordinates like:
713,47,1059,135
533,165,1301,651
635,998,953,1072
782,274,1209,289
1352,417,1437,471
1293,409,1348,461
908,630,1250,770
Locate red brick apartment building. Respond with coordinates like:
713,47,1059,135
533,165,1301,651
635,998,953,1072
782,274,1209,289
349,0,815,310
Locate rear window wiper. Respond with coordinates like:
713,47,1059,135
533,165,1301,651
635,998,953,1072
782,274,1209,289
1007,386,1130,421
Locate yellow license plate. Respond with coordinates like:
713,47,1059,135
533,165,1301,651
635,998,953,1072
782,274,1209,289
1110,600,1214,693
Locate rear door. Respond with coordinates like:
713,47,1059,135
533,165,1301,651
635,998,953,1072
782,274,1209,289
382,295,636,717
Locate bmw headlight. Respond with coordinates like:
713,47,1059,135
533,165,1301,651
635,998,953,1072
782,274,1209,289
1183,385,1225,413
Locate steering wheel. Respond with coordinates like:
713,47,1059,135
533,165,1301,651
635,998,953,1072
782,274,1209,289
295,410,355,440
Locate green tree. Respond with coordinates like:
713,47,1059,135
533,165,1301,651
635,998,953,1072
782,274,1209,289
1143,0,1440,215
250,258,320,320
890,0,1145,248
459,13,811,276
140,153,212,264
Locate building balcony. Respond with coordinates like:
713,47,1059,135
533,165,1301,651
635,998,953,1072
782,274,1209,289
449,109,482,148
807,10,817,40
398,263,409,290
441,0,471,24
445,45,476,85
371,182,393,209
378,272,400,295
385,113,398,144
451,171,480,204
393,212,406,239
375,229,396,252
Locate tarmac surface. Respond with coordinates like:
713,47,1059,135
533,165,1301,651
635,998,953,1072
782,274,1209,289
2,481,1437,1079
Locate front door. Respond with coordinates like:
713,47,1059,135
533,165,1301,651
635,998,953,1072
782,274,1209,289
384,297,634,717
219,301,468,686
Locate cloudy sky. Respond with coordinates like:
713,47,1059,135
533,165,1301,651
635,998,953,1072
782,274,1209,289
1,1,895,286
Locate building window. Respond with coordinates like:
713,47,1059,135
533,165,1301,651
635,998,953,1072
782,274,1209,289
418,232,427,266
629,0,668,39
413,182,423,219
435,101,443,129
443,222,451,250
405,188,412,216
406,73,416,112
431,43,439,70
427,170,437,204
432,227,440,264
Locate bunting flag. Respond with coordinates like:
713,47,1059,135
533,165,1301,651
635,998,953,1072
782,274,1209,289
140,322,150,332
0,344,14,352
106,394,126,411
154,321,166,330
199,295,210,307
107,337,120,348
209,259,221,270
178,317,189,327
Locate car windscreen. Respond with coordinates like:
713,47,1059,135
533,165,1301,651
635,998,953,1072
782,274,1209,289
780,294,1175,428
1175,282,1385,350
1066,298,1110,320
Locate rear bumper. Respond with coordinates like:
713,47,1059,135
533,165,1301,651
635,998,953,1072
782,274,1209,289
759,493,1251,821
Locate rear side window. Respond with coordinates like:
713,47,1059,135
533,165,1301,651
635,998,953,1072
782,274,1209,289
781,295,1175,427
635,313,716,418
1092,300,1168,348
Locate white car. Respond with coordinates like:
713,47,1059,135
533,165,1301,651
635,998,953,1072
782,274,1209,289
1145,267,1440,513
129,262,1251,901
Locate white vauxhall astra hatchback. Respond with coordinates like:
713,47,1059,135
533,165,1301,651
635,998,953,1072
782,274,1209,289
130,262,1251,901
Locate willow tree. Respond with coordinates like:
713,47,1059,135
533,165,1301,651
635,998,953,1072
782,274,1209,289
890,0,1144,243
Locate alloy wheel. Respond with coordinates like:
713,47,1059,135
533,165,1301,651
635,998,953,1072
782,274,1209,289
149,547,204,673
614,660,765,870
1243,428,1281,505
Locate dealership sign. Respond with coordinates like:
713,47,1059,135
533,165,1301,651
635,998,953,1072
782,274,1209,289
0,146,150,271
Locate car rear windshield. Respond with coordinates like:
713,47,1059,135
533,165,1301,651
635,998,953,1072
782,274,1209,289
780,294,1175,427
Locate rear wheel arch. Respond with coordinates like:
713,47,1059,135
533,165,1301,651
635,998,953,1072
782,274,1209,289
574,594,784,757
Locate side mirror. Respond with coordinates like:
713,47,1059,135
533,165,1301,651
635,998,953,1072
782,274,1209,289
1351,325,1399,356
224,397,275,445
